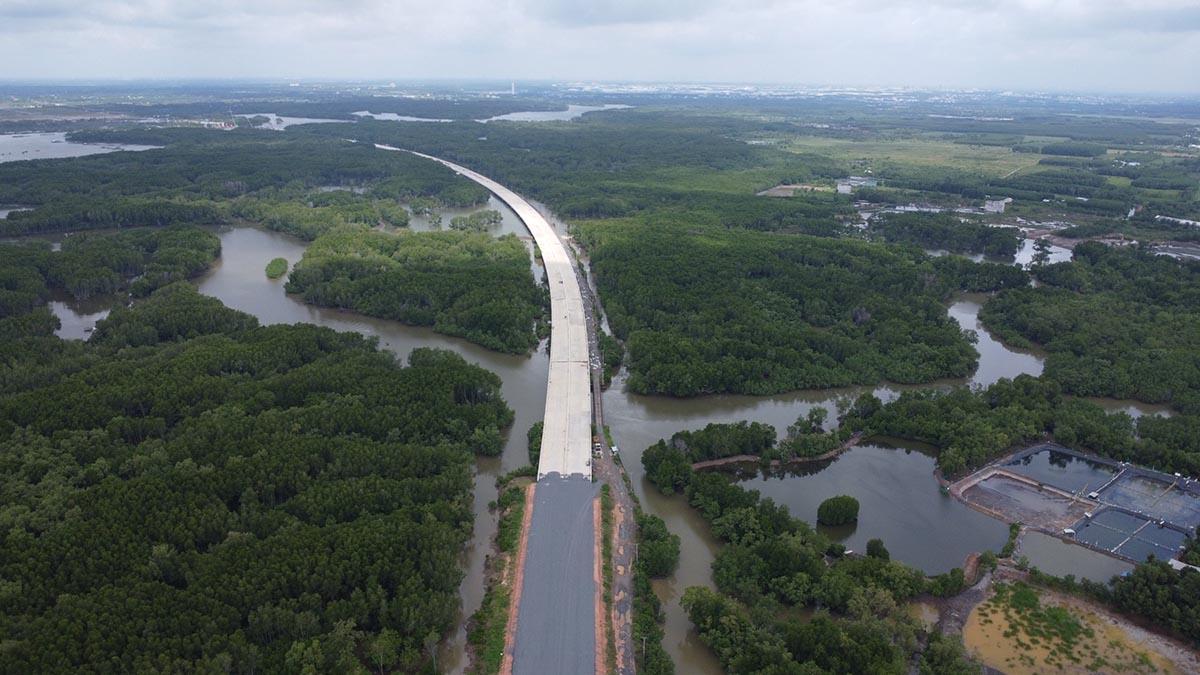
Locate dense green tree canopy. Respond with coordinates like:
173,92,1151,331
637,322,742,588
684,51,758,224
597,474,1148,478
636,513,681,579
667,421,777,462
50,226,220,299
1108,561,1200,644
848,372,1200,480
0,261,513,672
981,243,1200,413
302,114,855,233
870,212,1020,257
285,227,548,354
578,221,984,396
0,134,487,235
817,495,860,526
449,209,502,232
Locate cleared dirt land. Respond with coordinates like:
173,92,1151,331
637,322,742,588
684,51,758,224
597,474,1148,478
964,582,1199,674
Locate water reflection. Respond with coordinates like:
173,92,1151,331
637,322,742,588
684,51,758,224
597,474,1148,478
11,200,1164,674
353,111,453,123
948,293,1044,387
1017,531,1132,584
1086,397,1174,419
1007,448,1117,495
0,132,158,164
195,226,548,674
48,291,111,340
738,442,1009,573
925,237,1073,269
480,104,630,123
602,288,1051,672
1012,237,1073,268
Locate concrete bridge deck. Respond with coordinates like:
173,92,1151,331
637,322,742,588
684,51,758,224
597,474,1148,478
386,147,593,479
382,147,597,674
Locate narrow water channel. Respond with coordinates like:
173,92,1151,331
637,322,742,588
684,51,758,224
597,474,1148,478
28,194,1170,672
602,294,1050,673
195,224,548,674
48,291,111,340
948,293,1044,387
603,289,1173,671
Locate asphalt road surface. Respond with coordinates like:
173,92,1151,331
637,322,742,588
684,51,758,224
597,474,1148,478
512,474,598,674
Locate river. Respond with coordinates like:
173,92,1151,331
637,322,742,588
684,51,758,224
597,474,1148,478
352,104,632,124
601,291,1167,673
0,207,31,219
30,202,1168,673
48,291,112,340
481,104,631,122
0,131,158,163
234,114,348,130
925,238,1074,269
193,217,545,674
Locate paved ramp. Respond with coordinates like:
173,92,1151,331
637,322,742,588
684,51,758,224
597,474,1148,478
382,146,593,479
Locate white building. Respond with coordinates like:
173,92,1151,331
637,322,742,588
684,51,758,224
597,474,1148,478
984,197,1013,213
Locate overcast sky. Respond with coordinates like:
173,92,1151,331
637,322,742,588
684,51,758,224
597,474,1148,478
1,0,1197,94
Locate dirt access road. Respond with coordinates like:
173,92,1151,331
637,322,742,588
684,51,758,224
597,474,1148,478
572,235,637,675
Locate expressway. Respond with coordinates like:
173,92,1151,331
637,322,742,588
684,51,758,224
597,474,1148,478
377,146,597,673
389,147,594,479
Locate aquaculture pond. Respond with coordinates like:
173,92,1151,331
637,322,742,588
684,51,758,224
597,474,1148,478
1016,531,1133,584
1006,447,1118,495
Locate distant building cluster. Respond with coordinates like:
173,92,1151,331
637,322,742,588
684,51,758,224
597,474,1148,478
836,176,877,194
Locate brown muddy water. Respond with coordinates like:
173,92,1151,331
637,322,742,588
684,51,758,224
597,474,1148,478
26,196,540,673
193,224,546,673
739,441,1009,573
28,205,1172,673
602,293,1169,673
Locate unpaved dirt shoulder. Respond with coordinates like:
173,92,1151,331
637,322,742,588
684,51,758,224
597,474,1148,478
498,482,536,675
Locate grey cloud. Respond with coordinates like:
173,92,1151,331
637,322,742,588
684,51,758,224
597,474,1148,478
522,0,720,26
1092,4,1200,33
0,0,1195,92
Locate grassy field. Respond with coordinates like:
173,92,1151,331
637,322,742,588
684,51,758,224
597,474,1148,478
779,134,1046,177
620,165,805,194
